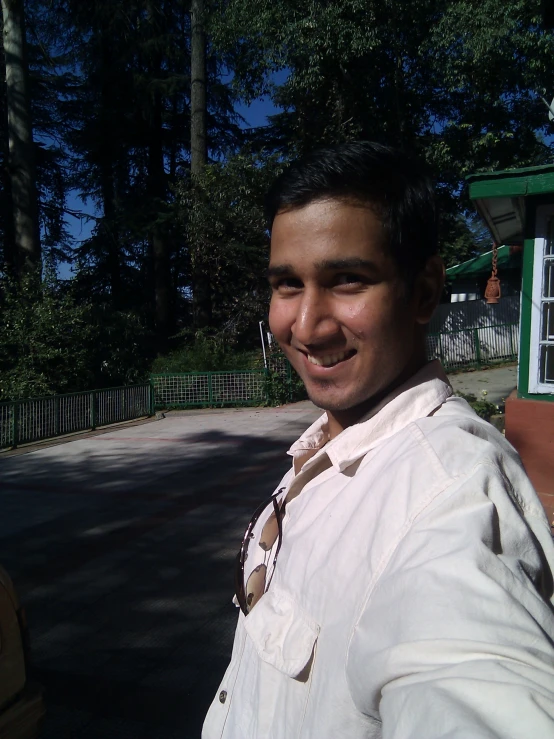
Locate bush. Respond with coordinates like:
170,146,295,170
456,392,499,421
0,270,154,401
265,368,307,406
264,347,307,405
0,271,95,400
89,305,153,387
152,336,308,407
151,331,260,373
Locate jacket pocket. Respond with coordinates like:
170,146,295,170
244,587,320,679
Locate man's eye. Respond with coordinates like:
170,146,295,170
335,274,363,286
276,278,303,290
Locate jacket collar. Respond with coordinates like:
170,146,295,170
288,360,453,474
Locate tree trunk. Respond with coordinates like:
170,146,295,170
190,0,211,327
1,0,40,274
99,30,122,307
190,0,207,175
99,164,122,306
152,223,171,350
148,85,172,349
141,1,172,351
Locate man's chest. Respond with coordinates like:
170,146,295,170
245,434,431,627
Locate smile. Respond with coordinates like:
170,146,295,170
306,350,356,368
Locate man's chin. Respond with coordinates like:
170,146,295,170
306,387,361,414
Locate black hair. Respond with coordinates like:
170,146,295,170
265,141,438,285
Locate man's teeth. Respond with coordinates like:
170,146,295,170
307,351,352,367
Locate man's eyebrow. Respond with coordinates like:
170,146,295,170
267,264,294,279
315,258,379,271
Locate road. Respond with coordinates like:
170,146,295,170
0,403,321,738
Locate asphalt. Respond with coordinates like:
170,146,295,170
447,362,518,409
0,404,322,738
0,364,519,737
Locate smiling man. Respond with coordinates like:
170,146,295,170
202,142,554,739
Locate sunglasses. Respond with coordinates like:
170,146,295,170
234,451,332,617
235,487,286,616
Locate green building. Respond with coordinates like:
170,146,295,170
467,164,554,526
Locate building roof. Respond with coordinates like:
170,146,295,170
466,163,554,200
446,245,522,280
466,164,554,244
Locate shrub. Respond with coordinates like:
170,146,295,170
151,331,260,373
456,392,499,421
0,270,154,401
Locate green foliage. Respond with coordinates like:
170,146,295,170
0,269,153,401
440,213,492,268
214,0,554,264
264,367,307,406
4,0,554,383
263,346,307,406
177,149,283,341
0,270,95,400
88,305,154,387
152,330,260,372
456,391,499,421
153,337,307,407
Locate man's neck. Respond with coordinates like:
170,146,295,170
325,357,428,440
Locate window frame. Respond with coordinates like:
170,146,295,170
529,204,554,394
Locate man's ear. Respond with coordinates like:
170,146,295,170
413,255,445,325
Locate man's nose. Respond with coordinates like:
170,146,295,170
292,290,340,346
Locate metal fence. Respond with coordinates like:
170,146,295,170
427,322,519,371
0,383,154,450
0,324,520,450
151,371,268,409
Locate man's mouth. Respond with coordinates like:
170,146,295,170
305,349,356,368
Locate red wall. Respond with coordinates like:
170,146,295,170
505,391,554,530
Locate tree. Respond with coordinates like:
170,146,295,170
0,266,95,399
36,0,241,340
213,0,554,265
177,149,281,343
1,0,40,275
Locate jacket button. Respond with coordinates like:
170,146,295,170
219,690,227,704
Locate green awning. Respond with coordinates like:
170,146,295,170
466,164,554,244
446,245,522,280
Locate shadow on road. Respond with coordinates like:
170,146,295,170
0,417,313,738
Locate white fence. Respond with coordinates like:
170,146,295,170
429,295,520,333
427,296,520,370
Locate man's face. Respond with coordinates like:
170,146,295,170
268,199,434,426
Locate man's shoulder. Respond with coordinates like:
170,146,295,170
360,394,528,499
413,395,521,476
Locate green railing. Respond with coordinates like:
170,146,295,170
0,383,154,450
0,325,518,451
427,322,519,371
151,370,268,409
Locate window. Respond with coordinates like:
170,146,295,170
529,207,554,392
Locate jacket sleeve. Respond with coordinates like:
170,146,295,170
346,462,554,739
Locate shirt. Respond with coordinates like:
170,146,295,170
202,361,554,739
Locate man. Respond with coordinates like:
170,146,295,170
203,142,554,738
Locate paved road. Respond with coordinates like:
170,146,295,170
447,363,517,408
0,404,321,738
